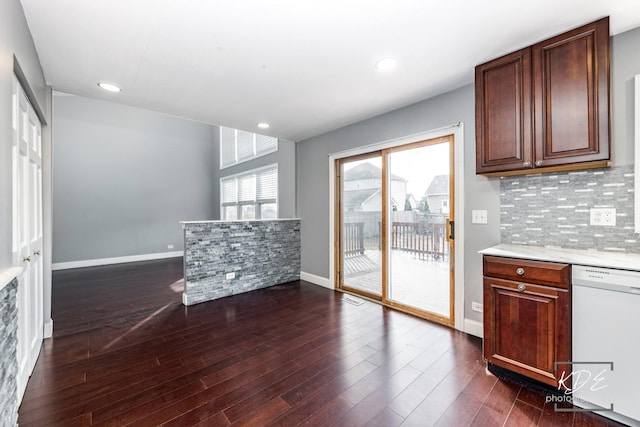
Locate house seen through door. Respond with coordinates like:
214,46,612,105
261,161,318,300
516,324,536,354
336,136,454,324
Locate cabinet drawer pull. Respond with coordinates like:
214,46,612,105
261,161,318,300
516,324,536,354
535,160,543,166
516,267,525,276
518,283,526,292
523,161,531,167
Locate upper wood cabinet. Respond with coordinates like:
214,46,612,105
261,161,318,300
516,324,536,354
476,18,611,175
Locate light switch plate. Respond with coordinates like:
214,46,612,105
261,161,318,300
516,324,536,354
590,208,616,226
472,210,488,224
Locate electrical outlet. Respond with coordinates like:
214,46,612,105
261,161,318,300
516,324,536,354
167,244,174,249
471,302,483,313
472,210,488,224
226,272,236,280
590,208,616,226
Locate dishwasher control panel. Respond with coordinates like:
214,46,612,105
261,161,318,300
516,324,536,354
573,265,640,291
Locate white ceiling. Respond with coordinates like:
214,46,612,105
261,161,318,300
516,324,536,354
19,0,640,142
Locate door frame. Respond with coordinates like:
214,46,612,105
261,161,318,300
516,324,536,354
12,75,45,402
329,123,465,331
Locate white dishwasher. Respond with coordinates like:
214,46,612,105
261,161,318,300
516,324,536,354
572,265,640,427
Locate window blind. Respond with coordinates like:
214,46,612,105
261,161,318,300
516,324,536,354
220,165,278,220
219,126,278,168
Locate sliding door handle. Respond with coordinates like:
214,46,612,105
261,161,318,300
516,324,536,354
446,219,455,241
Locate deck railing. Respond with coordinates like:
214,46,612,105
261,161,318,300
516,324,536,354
389,221,448,260
345,220,449,261
343,222,365,257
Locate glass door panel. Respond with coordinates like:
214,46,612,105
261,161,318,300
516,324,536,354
386,139,453,321
338,154,383,298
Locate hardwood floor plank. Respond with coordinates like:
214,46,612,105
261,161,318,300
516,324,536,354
270,359,379,426
504,400,543,427
433,390,484,427
335,364,423,426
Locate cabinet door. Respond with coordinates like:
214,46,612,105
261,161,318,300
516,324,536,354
532,17,610,167
475,48,532,174
483,277,570,387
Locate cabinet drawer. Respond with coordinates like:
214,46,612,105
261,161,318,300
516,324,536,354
483,256,570,288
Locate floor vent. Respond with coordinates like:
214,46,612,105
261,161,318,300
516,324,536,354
342,295,365,306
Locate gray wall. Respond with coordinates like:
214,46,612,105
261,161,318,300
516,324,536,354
610,26,640,165
53,94,217,263
0,0,51,269
213,137,297,220
295,26,640,325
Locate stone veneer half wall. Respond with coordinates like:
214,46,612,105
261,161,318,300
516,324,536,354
182,219,301,305
0,278,18,427
500,165,637,253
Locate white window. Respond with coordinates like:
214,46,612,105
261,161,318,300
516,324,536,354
220,126,278,168
441,199,449,214
221,165,278,220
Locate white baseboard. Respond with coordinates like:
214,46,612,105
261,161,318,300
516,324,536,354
44,318,53,338
52,251,183,271
464,318,483,338
300,271,332,289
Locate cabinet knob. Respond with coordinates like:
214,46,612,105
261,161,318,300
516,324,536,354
535,160,543,166
516,267,525,276
523,162,531,167
518,283,526,292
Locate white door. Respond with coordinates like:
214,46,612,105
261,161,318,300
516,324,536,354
12,76,44,402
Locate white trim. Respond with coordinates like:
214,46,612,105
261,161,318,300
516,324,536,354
634,75,640,233
0,267,23,291
52,251,183,271
300,271,333,289
464,318,483,338
328,123,466,331
43,318,53,338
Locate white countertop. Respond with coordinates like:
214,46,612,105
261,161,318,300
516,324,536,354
480,244,640,272
0,267,23,292
180,218,301,225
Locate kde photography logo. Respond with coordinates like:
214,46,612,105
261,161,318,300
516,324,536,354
545,362,614,413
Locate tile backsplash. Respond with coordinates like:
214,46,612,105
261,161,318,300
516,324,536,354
500,165,637,253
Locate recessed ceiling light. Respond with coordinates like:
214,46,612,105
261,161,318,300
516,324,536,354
375,57,397,71
97,82,121,92
257,122,270,129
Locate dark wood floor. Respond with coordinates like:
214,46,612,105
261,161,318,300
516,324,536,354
18,258,623,426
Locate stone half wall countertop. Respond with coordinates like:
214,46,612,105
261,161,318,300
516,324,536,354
180,218,302,224
0,267,23,292
480,243,640,272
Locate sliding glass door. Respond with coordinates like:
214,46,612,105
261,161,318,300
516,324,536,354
336,136,455,324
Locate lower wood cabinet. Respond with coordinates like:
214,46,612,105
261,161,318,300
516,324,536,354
483,256,571,387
